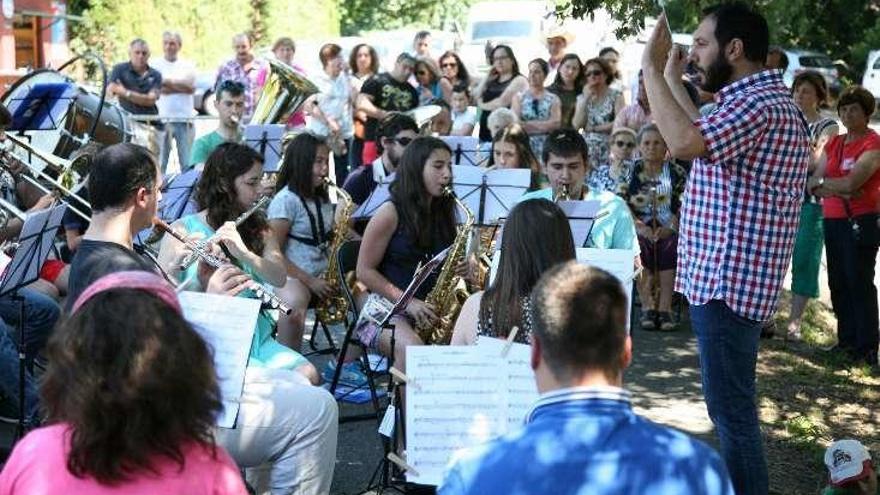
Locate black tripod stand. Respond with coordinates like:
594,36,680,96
0,205,65,440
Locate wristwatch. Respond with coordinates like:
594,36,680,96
125,90,132,99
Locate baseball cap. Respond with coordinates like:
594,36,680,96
825,439,873,486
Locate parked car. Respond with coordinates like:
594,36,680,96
193,72,217,116
861,50,880,104
458,1,550,75
782,49,843,97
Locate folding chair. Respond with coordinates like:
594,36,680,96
327,240,385,422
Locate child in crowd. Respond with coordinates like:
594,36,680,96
450,85,477,137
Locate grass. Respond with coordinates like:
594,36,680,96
757,291,879,494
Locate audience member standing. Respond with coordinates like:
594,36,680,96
215,33,267,123
308,43,355,184
108,39,162,154
808,86,880,366
355,53,418,164
544,27,574,84
474,45,527,143
547,54,583,129
153,31,196,173
573,58,625,168
349,43,379,168
642,4,811,493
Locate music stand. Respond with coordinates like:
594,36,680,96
244,124,285,172
352,176,394,220
440,136,487,167
450,166,530,226
6,82,77,133
365,248,449,494
557,200,603,248
0,204,65,440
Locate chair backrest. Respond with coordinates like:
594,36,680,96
336,240,361,313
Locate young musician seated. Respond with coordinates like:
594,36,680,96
268,133,334,351
188,80,246,170
451,199,575,345
486,123,544,191
1,271,249,494
520,128,637,250
342,112,418,235
67,142,339,494
439,262,735,494
157,143,319,384
355,136,464,373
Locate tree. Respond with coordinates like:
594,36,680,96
338,0,471,36
556,0,880,79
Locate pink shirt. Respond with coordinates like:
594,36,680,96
0,424,247,495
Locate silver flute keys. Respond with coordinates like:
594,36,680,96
153,217,292,315
178,196,270,271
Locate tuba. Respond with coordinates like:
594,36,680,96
416,187,475,345
314,178,354,326
251,59,319,124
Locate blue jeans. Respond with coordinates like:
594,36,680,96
0,289,61,368
0,320,39,423
160,121,195,173
690,299,767,495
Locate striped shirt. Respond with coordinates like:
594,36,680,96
676,69,811,322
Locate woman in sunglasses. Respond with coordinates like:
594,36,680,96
438,51,471,94
414,56,452,106
473,45,528,142
511,58,561,162
572,57,625,170
587,127,637,194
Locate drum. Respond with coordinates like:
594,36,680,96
1,69,132,163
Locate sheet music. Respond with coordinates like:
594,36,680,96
178,292,260,429
0,205,65,297
405,341,538,486
576,248,636,332
352,180,392,219
440,136,487,166
451,165,530,225
557,200,602,247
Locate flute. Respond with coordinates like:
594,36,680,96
178,196,270,270
153,217,292,315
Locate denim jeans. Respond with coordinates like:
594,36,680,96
0,320,39,423
824,214,879,362
0,288,61,367
160,121,195,173
690,299,767,495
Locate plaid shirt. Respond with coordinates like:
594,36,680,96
215,57,268,122
676,70,810,322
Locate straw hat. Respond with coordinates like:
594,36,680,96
545,26,574,45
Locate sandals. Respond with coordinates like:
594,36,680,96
658,312,678,331
641,310,658,330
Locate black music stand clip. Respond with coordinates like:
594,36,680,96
0,204,65,440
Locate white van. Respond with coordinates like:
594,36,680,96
862,50,880,103
459,1,551,75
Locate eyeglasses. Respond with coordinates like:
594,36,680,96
441,62,458,68
394,137,413,146
614,140,636,149
585,70,604,77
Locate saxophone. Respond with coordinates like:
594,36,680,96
416,186,475,345
314,178,354,325
554,183,571,202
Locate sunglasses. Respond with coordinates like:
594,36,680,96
394,137,413,146
441,62,458,68
614,140,636,149
585,70,604,77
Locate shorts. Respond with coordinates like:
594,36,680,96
39,260,66,283
638,233,678,272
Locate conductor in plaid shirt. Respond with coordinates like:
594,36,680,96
641,3,811,494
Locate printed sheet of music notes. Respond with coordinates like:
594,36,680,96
178,292,260,429
405,339,538,486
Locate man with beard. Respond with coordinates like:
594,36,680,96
342,112,418,234
641,3,810,494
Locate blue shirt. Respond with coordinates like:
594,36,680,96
519,188,637,250
439,386,735,495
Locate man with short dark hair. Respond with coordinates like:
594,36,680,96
355,53,418,164
439,262,734,495
108,39,162,117
413,31,432,58
642,3,811,493
519,128,636,250
66,142,340,494
188,80,246,169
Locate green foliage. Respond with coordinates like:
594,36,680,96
557,0,880,78
338,0,472,36
68,0,339,73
